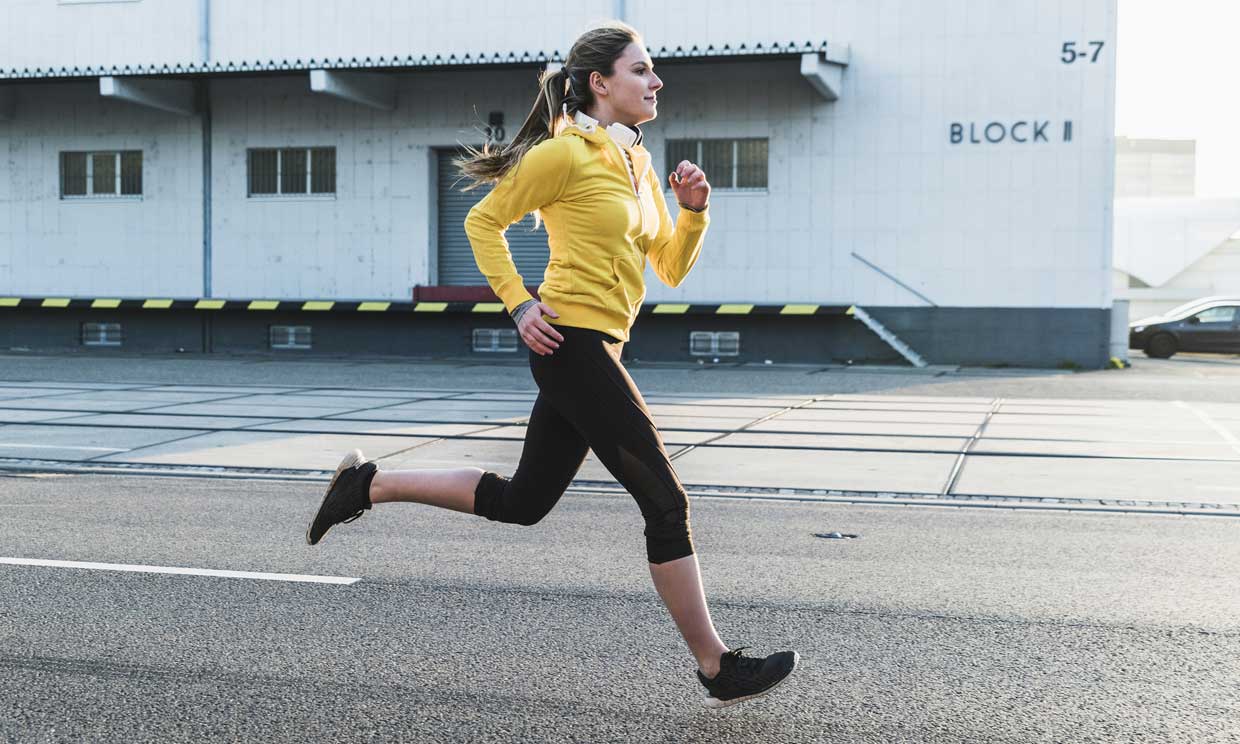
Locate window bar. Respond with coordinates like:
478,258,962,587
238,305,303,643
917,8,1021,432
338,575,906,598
114,152,122,195
276,150,283,195
305,147,312,194
85,153,93,196
732,141,739,189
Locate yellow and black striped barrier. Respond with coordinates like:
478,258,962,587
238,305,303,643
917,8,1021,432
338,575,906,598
0,297,851,317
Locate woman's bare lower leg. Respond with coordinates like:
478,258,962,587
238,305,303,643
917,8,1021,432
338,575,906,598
370,468,727,673
649,553,730,677
368,467,484,514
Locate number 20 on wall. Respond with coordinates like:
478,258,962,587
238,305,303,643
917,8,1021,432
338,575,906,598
1062,41,1105,63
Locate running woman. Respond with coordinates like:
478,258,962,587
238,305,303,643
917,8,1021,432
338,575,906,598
307,21,799,708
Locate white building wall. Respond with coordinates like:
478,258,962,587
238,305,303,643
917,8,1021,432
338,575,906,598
1,0,615,72
1122,239,1240,320
209,68,549,300
1170,238,1240,296
1,0,202,71
1110,137,1240,319
1115,136,1195,198
1,0,1118,310
643,0,1116,308
1113,197,1240,319
0,81,202,297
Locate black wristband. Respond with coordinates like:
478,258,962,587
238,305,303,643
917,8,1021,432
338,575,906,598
678,202,707,213
510,298,538,324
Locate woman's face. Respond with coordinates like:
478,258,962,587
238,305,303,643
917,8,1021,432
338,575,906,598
595,42,663,125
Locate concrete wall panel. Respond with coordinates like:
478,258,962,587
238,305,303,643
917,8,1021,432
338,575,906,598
0,82,202,297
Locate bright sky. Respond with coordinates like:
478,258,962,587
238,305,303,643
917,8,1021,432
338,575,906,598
1116,0,1240,197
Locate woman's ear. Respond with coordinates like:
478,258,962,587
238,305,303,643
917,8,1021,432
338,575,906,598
589,70,608,98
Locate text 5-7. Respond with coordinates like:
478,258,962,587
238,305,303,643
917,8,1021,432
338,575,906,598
1062,41,1104,63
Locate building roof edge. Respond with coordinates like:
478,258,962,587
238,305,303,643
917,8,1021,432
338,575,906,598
0,40,832,81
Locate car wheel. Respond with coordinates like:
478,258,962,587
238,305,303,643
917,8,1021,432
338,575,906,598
1146,333,1177,359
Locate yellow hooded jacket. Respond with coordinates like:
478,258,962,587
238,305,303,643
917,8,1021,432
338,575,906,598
463,116,710,343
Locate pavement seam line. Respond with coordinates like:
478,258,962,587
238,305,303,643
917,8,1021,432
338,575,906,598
668,395,822,462
9,410,1240,447
940,397,1003,497
1174,399,1240,456
79,428,223,464
0,377,822,404
124,390,295,414
371,422,517,463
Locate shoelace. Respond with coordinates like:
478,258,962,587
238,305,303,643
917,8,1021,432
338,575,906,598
721,646,766,678
723,646,752,660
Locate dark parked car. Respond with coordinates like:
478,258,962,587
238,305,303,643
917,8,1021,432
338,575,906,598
1129,296,1240,359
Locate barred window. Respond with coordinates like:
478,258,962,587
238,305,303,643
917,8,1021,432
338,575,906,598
665,138,767,190
60,151,142,198
248,147,336,196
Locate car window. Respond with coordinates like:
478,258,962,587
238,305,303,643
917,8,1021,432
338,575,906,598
1165,297,1240,319
1167,299,1212,317
1192,306,1237,324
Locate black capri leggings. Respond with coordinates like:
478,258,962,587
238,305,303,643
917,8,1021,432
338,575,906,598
472,324,695,564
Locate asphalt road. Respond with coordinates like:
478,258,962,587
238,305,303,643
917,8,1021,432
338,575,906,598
2,473,1238,743
3,352,1240,742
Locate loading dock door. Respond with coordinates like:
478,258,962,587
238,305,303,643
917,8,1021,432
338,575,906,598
436,149,550,286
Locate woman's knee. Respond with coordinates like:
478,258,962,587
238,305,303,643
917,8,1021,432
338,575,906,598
511,504,554,527
473,471,556,526
644,506,695,564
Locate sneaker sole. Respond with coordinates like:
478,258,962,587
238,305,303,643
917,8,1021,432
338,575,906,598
305,448,366,546
702,651,800,709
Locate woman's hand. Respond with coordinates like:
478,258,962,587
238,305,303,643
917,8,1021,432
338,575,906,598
669,160,710,211
517,301,564,355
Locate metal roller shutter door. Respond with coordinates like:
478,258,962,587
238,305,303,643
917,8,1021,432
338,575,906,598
437,149,550,286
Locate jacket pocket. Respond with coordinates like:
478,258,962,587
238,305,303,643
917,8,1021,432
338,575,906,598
542,261,574,296
607,253,647,309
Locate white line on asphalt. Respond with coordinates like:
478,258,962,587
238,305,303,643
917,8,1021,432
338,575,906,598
0,443,127,452
1174,401,1240,456
0,557,360,585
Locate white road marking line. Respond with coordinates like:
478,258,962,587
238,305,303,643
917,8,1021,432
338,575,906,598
1174,401,1240,456
0,557,360,585
0,443,127,452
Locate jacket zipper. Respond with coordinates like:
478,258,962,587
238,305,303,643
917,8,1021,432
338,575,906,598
617,142,645,235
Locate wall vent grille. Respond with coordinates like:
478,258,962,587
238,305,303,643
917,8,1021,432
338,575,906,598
689,331,740,356
81,322,123,347
270,325,312,350
472,328,518,353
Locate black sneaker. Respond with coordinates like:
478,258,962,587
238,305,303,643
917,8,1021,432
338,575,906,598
306,449,377,545
696,646,799,709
